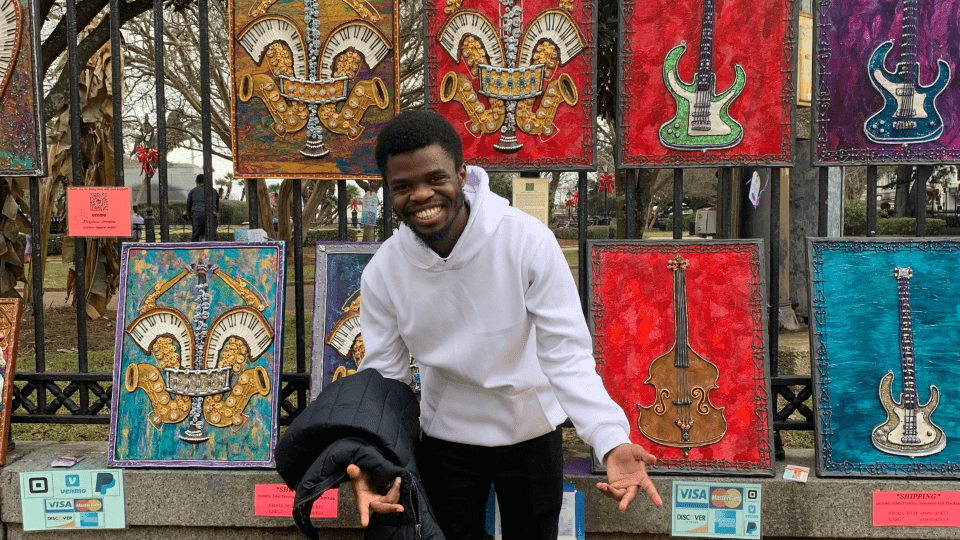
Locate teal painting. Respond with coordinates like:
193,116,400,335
109,242,285,467
809,238,960,477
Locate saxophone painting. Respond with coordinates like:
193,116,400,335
109,243,285,467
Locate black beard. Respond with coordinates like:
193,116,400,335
409,192,468,252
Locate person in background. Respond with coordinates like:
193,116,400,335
184,174,219,241
130,206,145,241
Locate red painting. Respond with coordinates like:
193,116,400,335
590,241,773,475
425,0,595,171
618,0,794,168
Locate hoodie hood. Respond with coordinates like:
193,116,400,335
396,166,509,270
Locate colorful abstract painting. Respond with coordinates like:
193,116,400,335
590,240,774,475
0,0,45,176
617,0,794,168
809,238,960,477
310,242,380,396
0,299,21,466
814,1,960,164
425,0,596,171
230,0,399,178
109,242,285,467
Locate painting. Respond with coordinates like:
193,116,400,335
310,242,380,397
425,0,596,171
814,0,960,165
617,0,795,168
589,240,774,475
809,238,960,477
0,0,46,176
109,242,285,467
230,0,399,178
0,299,21,466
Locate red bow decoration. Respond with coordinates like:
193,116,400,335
598,173,615,194
350,199,359,211
565,191,579,208
135,145,159,177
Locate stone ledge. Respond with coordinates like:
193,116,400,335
0,442,955,539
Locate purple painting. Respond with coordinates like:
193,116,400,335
814,0,960,164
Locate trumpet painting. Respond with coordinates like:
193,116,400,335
310,242,380,397
0,0,45,175
589,240,774,475
230,0,399,178
426,0,596,170
0,299,22,466
109,242,285,467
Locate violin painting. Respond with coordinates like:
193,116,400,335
590,240,773,475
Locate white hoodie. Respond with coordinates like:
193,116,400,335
359,167,630,459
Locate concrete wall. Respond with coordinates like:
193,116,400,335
0,441,954,540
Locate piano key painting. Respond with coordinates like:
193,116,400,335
0,298,22,466
230,0,399,179
814,0,960,165
0,0,45,175
109,242,285,467
426,0,596,171
616,0,794,168
309,242,380,397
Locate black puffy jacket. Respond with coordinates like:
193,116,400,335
275,369,445,540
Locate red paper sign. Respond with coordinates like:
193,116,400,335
873,492,960,527
253,484,338,519
67,187,132,237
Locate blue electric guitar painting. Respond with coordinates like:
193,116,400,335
863,0,951,145
659,0,745,151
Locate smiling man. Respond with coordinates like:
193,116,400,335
352,110,662,539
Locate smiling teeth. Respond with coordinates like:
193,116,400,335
415,207,441,219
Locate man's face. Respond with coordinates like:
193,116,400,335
385,144,468,254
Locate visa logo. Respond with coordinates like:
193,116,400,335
676,487,709,508
45,500,74,513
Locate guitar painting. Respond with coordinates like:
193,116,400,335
871,266,945,457
863,0,950,145
658,0,745,151
637,255,727,456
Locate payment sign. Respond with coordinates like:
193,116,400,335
19,470,125,530
672,481,761,539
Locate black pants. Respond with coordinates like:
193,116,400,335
418,428,563,540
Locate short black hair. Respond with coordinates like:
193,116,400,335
375,110,463,178
196,174,204,184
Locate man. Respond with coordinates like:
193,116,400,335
130,206,145,241
184,174,219,241
350,110,661,539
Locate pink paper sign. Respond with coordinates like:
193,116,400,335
67,187,132,237
873,492,960,527
254,484,338,519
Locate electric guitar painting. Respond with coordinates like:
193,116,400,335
871,267,945,458
659,0,745,151
863,0,951,145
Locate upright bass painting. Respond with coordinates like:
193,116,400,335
590,241,774,475
110,243,285,467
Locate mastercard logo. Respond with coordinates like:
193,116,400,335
710,488,742,509
74,499,103,512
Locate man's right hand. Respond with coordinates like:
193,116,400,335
346,464,404,526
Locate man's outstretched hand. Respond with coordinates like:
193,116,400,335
346,464,404,526
596,443,663,511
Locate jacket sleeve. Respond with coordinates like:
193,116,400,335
524,235,631,461
358,264,413,383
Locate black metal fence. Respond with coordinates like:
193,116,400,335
24,0,943,458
